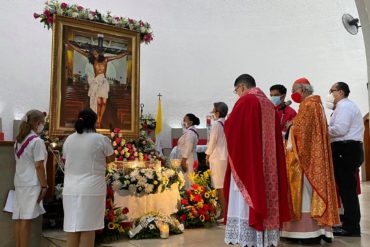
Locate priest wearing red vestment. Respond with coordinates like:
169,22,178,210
224,74,291,247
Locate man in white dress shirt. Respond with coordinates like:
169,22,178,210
328,82,364,237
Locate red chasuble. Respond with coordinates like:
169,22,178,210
224,87,291,231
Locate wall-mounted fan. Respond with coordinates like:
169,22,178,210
342,13,361,35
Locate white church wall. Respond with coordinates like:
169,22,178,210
0,0,367,148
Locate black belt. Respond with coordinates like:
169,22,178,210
332,140,362,145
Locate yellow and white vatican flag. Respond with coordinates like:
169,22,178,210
155,94,163,155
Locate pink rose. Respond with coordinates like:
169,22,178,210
33,13,40,19
77,6,84,11
89,11,96,16
117,156,124,161
43,10,51,16
60,3,68,9
47,16,54,24
144,34,153,43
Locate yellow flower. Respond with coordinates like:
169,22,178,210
211,190,217,198
153,180,158,185
118,226,125,233
190,194,195,202
125,152,130,158
108,222,115,230
204,192,210,198
188,213,194,219
196,202,204,208
200,215,205,222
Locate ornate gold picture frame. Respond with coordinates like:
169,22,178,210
49,15,140,137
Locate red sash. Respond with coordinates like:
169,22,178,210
15,135,38,159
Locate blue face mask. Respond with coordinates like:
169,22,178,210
270,96,281,106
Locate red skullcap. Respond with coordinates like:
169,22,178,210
294,77,310,85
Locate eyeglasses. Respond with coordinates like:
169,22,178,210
329,89,339,93
291,86,302,93
233,85,241,94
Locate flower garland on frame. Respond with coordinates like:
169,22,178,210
34,0,154,44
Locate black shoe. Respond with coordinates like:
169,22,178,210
333,227,361,237
321,235,332,243
298,237,321,245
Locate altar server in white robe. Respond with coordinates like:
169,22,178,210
62,108,115,247
176,113,200,189
205,102,228,219
13,109,48,247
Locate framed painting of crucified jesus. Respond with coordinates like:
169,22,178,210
49,15,140,138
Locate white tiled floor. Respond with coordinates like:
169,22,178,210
42,181,370,247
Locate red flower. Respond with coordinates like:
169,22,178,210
117,156,123,161
115,138,121,144
77,6,84,11
60,3,68,9
120,222,133,228
143,34,153,43
192,184,198,190
33,13,40,19
193,194,202,203
179,214,187,222
117,147,122,152
107,186,114,198
181,199,188,205
114,128,120,133
122,207,129,214
43,10,51,16
128,18,134,24
205,214,210,220
128,156,135,161
47,16,54,24
107,211,115,221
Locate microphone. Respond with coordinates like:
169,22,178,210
279,100,292,111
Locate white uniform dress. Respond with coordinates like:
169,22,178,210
13,131,47,220
175,126,198,189
62,132,114,232
205,118,227,189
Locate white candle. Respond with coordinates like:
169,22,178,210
159,223,169,239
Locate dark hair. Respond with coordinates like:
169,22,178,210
234,74,256,88
16,109,45,143
88,49,105,64
185,113,200,126
75,108,97,134
269,84,287,95
335,82,350,97
213,102,228,118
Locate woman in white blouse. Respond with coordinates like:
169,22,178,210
13,109,48,247
205,102,228,218
176,113,200,188
62,108,114,247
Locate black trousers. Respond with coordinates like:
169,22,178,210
331,141,364,232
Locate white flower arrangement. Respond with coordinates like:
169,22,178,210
107,165,185,196
129,212,184,239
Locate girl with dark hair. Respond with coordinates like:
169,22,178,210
62,108,115,247
205,102,228,221
173,113,200,188
13,109,48,247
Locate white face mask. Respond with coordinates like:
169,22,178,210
37,124,45,134
326,93,335,110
